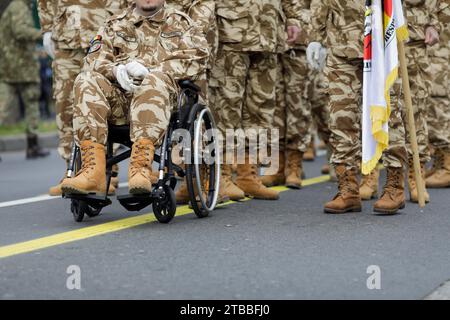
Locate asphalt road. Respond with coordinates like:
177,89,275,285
0,149,449,300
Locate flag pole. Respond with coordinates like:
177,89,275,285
397,39,426,208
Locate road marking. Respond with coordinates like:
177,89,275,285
0,195,55,209
424,280,450,300
0,175,330,260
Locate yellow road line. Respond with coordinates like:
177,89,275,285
0,175,330,259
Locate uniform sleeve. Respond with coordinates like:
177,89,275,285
83,26,117,81
188,0,218,66
428,0,442,33
37,0,54,33
310,0,329,43
281,0,302,28
10,1,42,42
154,23,209,81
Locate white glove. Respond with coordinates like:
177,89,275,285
125,61,149,80
307,42,327,70
43,32,55,59
115,64,136,92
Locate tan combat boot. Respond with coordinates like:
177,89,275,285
324,165,361,214
373,167,405,214
235,155,279,200
285,150,303,189
111,163,120,189
426,151,450,188
321,164,330,174
61,141,107,195
221,164,245,201
425,149,443,178
260,150,286,187
408,160,430,203
128,138,155,194
359,167,379,200
303,140,315,161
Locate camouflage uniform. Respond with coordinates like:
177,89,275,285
311,0,407,170
399,0,441,162
73,5,208,145
37,0,129,160
427,1,450,152
0,0,42,134
209,0,302,140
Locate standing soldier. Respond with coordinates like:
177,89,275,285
426,0,450,188
308,0,409,214
358,0,441,203
37,0,130,195
210,0,302,201
261,0,312,189
0,0,50,159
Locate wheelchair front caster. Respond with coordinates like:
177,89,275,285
70,199,102,222
152,185,176,224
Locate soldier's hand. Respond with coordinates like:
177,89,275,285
286,25,301,45
425,26,439,46
43,32,55,59
126,61,149,80
115,65,137,92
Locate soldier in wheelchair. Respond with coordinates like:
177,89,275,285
61,0,220,222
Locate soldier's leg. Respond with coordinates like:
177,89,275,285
209,49,248,201
373,94,407,213
62,71,128,195
0,82,17,126
324,55,362,214
237,52,279,200
17,82,50,159
426,54,450,188
53,48,85,160
261,53,286,187
283,50,310,188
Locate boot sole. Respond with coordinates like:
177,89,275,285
245,193,279,201
286,184,302,190
373,202,405,215
62,186,105,196
324,206,362,214
129,187,152,195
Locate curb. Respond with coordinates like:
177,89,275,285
0,132,58,152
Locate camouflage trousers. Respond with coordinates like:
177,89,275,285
73,71,177,146
427,54,450,152
393,42,432,162
53,48,86,160
0,82,40,135
273,50,311,152
327,54,406,169
307,67,330,145
209,49,277,136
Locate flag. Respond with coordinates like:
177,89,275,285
361,0,409,175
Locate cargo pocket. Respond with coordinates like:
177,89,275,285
53,6,81,49
216,1,249,43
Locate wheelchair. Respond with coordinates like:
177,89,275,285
63,80,221,224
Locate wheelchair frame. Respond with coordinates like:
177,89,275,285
63,80,220,223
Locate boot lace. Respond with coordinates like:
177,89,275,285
78,145,96,176
130,143,151,175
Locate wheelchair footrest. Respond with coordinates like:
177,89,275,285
117,193,153,212
63,193,112,209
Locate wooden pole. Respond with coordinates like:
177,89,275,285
397,39,426,208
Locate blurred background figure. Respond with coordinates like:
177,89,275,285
0,0,50,159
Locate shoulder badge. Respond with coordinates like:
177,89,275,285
88,35,102,54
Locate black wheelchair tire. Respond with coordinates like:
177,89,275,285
152,185,176,224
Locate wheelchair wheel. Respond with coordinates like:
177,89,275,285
70,200,102,222
185,104,220,218
152,185,177,223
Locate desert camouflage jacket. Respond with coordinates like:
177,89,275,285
217,0,302,52
37,0,131,49
404,0,441,42
166,0,218,67
0,0,41,83
83,4,209,84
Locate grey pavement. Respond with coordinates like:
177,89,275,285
0,148,449,299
